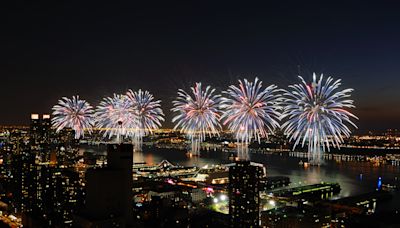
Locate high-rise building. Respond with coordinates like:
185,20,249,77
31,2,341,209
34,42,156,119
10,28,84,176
30,114,51,161
14,114,82,225
228,160,265,228
22,165,83,227
74,144,134,227
20,114,51,212
52,128,79,166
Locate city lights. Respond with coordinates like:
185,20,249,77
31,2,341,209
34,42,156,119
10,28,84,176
269,200,276,206
220,194,227,201
1,1,398,227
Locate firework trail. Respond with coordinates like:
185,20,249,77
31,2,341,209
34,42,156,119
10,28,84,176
171,83,223,156
52,96,94,139
281,73,358,164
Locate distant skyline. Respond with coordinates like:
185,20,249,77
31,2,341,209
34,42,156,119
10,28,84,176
1,1,400,132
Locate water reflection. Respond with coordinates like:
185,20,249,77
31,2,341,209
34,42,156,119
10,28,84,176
133,151,145,163
81,145,400,199
145,153,154,165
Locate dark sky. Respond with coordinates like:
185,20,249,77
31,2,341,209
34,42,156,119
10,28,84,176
1,1,399,132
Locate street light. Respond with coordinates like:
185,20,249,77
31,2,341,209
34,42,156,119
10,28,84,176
220,194,227,201
269,200,276,206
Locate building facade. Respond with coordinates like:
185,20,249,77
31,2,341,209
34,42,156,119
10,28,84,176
228,160,264,228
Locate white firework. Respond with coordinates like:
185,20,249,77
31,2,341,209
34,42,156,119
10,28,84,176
52,96,94,139
94,94,136,142
281,73,358,164
171,83,223,155
126,89,164,150
221,77,281,160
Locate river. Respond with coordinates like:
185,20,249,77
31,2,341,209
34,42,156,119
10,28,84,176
81,144,400,211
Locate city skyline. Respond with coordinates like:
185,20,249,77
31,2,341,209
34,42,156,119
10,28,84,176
1,115,398,227
1,1,400,132
0,2,399,227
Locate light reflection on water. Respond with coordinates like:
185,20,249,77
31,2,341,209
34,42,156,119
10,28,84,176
83,145,400,200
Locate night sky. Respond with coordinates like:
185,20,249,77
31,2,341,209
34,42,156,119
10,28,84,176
1,1,399,132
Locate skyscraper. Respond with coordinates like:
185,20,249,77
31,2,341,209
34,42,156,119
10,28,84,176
17,114,82,227
22,165,82,227
18,114,49,214
24,114,51,209
30,114,51,161
228,160,265,228
74,144,134,227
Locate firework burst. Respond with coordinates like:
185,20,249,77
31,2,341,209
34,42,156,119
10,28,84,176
221,78,280,159
126,89,164,150
52,96,94,139
171,83,223,155
94,94,136,142
281,73,358,164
